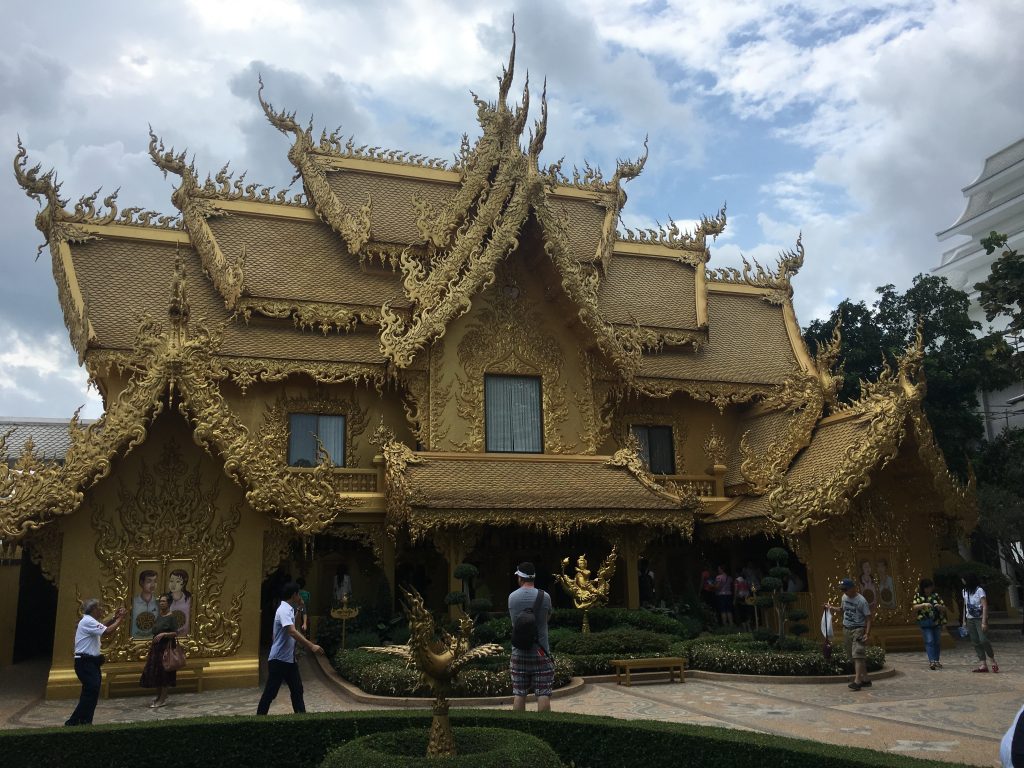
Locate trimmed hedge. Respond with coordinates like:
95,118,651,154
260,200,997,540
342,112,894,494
549,607,700,637
676,634,886,676
550,628,671,655
321,727,560,767
0,709,958,768
333,649,574,697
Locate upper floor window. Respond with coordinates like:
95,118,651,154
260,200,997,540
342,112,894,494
630,424,675,474
485,375,542,453
288,413,346,467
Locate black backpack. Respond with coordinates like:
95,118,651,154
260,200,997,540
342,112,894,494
511,589,546,650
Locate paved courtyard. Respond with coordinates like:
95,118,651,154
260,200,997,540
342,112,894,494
2,634,1021,766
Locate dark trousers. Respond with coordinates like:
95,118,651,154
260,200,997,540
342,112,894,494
256,659,305,715
66,657,102,726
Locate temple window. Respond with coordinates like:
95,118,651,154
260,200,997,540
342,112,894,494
630,425,675,474
288,413,346,467
484,374,543,452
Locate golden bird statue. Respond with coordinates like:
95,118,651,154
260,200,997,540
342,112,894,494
363,585,503,757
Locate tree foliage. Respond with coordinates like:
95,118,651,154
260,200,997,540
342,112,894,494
973,427,1024,584
804,274,1014,477
975,231,1024,376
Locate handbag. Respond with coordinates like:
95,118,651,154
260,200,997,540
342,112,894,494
162,639,187,671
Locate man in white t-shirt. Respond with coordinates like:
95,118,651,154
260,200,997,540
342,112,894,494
256,581,324,715
65,599,126,726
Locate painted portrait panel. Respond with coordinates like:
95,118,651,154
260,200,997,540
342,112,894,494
131,560,162,638
166,560,195,637
856,551,897,613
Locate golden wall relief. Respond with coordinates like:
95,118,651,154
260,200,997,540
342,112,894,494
450,287,581,453
90,439,245,662
263,521,296,577
823,491,918,626
328,523,389,565
24,523,64,586
426,340,453,451
632,380,770,413
399,370,430,449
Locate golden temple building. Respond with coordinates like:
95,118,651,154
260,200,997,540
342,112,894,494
2,42,974,697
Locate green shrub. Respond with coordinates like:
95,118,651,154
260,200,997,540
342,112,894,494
473,617,511,644
321,727,561,768
332,649,573,697
0,709,959,768
551,628,671,655
683,635,885,676
564,651,678,676
548,607,698,638
345,630,384,650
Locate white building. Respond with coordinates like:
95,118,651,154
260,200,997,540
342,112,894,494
934,137,1024,439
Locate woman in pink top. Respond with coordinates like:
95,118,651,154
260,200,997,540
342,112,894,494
715,565,734,626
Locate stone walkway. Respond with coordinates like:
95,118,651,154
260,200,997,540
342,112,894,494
3,635,1021,767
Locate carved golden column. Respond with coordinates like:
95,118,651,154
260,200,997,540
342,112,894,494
704,426,728,497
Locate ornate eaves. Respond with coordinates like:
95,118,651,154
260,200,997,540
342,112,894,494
605,434,702,522
258,77,371,255
236,298,393,335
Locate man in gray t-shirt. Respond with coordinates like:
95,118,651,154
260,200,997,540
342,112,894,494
825,577,873,691
508,561,554,712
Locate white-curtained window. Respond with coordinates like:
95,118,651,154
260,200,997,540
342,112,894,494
485,375,543,452
288,413,346,467
630,425,675,474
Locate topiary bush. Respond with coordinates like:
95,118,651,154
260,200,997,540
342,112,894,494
473,616,511,644
320,727,561,768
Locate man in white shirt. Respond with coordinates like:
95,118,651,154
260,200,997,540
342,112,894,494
65,598,126,726
256,582,324,715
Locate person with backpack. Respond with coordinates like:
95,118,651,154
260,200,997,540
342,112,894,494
508,561,553,712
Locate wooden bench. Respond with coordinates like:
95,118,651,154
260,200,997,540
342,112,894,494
101,660,210,698
610,657,686,686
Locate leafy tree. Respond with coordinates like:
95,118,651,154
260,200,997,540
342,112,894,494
972,427,1024,588
804,274,1015,477
976,231,1024,376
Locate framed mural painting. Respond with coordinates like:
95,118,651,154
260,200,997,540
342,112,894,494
131,560,162,639
856,552,898,613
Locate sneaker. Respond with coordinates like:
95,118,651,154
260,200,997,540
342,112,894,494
992,663,999,673
935,661,943,669
848,682,862,691
929,662,937,670
972,666,989,673
860,680,872,687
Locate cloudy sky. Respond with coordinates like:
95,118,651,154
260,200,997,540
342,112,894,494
2,0,1022,420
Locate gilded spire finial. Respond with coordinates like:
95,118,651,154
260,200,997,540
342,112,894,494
814,319,844,412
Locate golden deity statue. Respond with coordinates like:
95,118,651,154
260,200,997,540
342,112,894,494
554,545,618,633
364,586,502,757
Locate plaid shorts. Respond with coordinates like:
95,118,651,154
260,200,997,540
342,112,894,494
510,648,555,697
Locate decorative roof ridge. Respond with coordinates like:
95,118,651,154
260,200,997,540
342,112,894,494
258,75,372,254
706,233,804,305
616,204,727,260
737,368,826,495
235,297,403,336
376,34,647,379
606,433,702,516
13,138,181,255
148,129,245,308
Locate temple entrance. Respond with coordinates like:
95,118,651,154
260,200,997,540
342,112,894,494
13,549,57,663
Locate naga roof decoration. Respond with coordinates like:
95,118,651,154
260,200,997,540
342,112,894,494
617,204,728,265
707,234,805,305
763,328,975,535
0,259,361,542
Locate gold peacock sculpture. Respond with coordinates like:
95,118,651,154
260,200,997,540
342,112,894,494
364,585,503,756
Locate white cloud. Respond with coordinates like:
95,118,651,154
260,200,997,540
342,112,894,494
0,330,101,417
